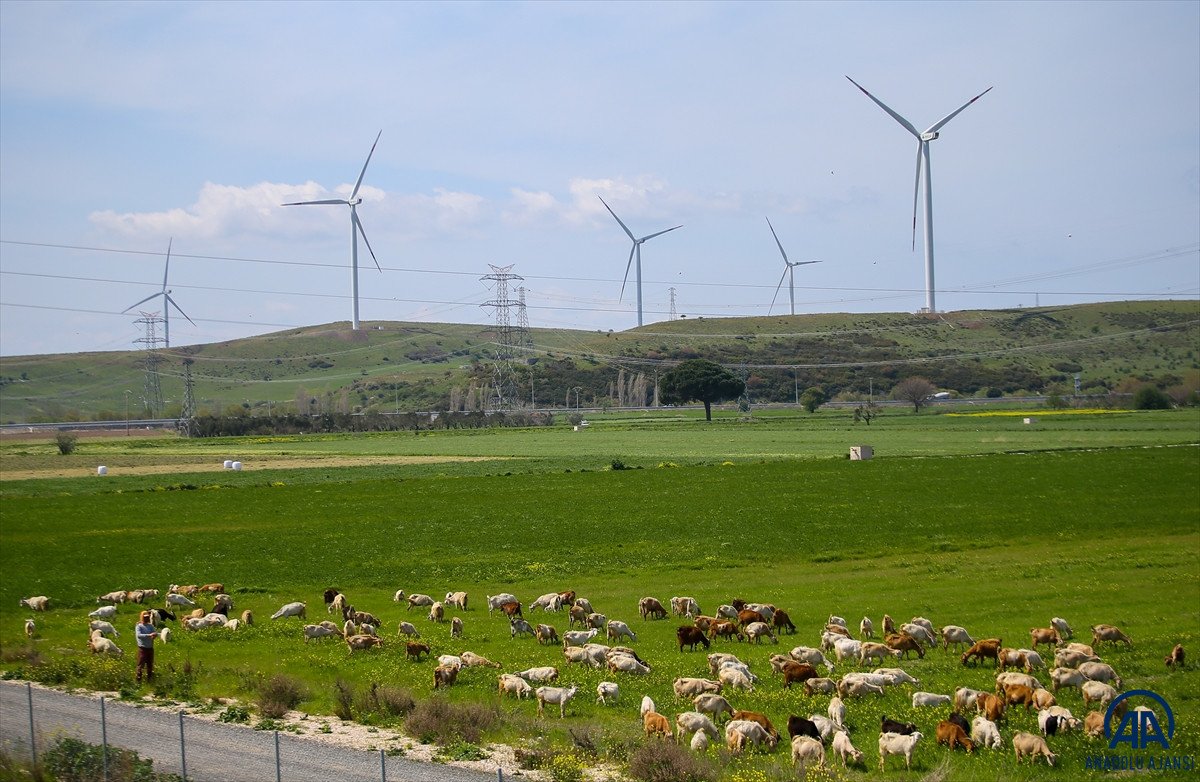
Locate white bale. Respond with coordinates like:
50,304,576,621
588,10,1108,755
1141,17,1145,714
97,466,108,476
231,461,243,471
223,460,233,469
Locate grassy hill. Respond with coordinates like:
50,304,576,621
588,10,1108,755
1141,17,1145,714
0,300,1196,423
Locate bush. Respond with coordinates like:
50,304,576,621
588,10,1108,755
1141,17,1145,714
218,705,251,724
404,697,497,745
333,678,354,721
257,673,307,718
358,682,415,720
54,430,78,455
1133,386,1173,410
42,735,183,781
628,739,716,782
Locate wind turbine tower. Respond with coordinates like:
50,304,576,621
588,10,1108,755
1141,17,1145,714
122,238,194,348
766,217,821,316
598,196,681,327
846,77,991,313
283,131,383,330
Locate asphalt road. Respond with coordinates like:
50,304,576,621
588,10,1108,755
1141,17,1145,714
0,681,497,782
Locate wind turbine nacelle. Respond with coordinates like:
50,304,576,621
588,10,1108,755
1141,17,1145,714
920,131,939,141
350,197,363,206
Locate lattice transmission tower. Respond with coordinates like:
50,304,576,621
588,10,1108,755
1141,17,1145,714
133,312,165,417
479,264,524,410
178,357,196,437
516,286,532,352
668,286,678,321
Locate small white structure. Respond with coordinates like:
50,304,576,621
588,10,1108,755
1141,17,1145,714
223,460,234,469
231,461,243,471
850,446,874,461
1023,417,1036,425
97,466,108,476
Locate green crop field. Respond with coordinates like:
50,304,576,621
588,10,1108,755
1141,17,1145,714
2,409,1198,780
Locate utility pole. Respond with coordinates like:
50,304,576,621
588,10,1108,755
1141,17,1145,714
479,265,524,410
124,390,131,436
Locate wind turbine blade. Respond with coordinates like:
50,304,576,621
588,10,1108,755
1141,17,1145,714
794,260,822,266
845,76,920,137
122,292,161,313
640,224,682,242
618,243,636,301
598,196,636,242
165,294,196,326
926,86,993,134
282,199,348,206
765,216,789,264
162,238,173,291
352,210,382,272
350,130,382,201
911,142,924,251
768,266,788,314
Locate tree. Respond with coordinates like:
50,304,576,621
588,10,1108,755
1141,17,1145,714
891,376,937,413
1133,386,1172,410
853,400,880,425
800,387,827,414
660,359,745,421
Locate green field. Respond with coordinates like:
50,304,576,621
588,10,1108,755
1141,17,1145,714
2,409,1198,779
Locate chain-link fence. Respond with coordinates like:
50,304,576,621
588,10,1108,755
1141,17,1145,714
1,681,499,782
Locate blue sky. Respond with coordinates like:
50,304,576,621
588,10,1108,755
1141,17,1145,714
1,0,1197,356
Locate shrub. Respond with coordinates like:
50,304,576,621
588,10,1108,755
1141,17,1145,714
218,705,251,724
54,430,78,455
333,678,354,721
42,735,182,781
435,740,490,762
257,673,307,719
404,697,497,745
546,751,585,782
358,682,415,721
1133,386,1173,410
628,739,716,782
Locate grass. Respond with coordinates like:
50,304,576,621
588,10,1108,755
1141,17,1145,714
1,412,1197,779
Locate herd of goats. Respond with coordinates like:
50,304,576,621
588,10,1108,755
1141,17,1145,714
18,585,1188,771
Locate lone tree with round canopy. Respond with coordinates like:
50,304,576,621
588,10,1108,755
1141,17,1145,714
660,359,745,421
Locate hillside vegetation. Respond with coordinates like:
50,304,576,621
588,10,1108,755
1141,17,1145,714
1,300,1196,423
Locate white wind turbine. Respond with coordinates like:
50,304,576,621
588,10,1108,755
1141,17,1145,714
283,130,383,331
766,217,821,316
598,195,681,327
846,76,992,313
122,238,194,348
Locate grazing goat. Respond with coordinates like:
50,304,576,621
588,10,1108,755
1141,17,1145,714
433,664,458,689
678,626,712,651
676,711,720,742
406,593,434,610
832,730,864,766
878,731,922,771
515,666,559,683
772,609,796,635
961,638,1002,666
1004,684,1039,711
530,592,563,612
595,681,619,704
971,716,1003,749
89,632,123,656
427,602,445,622
1030,627,1061,649
1050,617,1074,639
913,691,952,708
445,591,468,610
486,593,517,612
535,685,578,718
498,674,532,699
859,616,874,638
405,641,430,661
791,736,825,770
639,597,667,620
606,620,636,642
671,596,700,617
270,602,305,620
460,651,499,668
450,616,463,638
936,720,976,752
1078,661,1122,688
693,693,734,722
328,593,348,615
535,624,559,645
563,629,599,647
804,678,837,695
24,619,35,638
1166,643,1185,670
881,715,918,735
345,634,382,653
303,624,341,642
510,618,535,639
1082,680,1118,710
396,621,420,638
787,715,821,741
1013,731,1057,765
97,591,127,605
725,720,777,751
1091,624,1133,647
744,621,776,644
942,625,975,651
89,620,119,638
885,632,925,659
643,711,673,739
673,677,722,699
781,661,818,689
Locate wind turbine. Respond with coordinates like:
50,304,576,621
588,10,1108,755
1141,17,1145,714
598,195,681,327
846,76,992,313
766,217,822,316
283,130,382,330
122,238,194,348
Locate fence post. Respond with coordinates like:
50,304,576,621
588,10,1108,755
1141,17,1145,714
497,767,503,782
26,683,36,770
380,749,386,782
101,696,109,782
275,730,281,782
179,711,187,782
